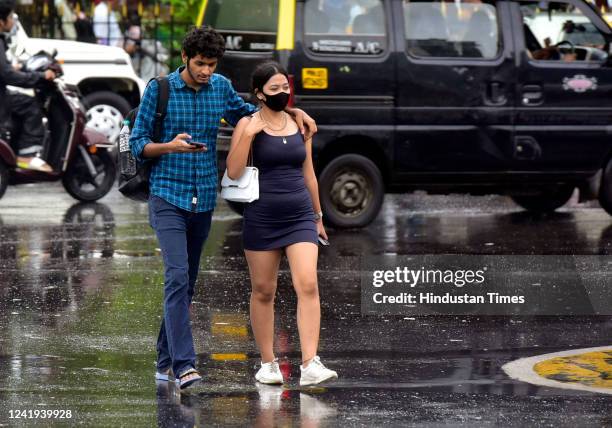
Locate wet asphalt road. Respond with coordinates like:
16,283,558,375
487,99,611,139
0,183,611,427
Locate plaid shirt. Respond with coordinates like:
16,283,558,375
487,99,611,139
130,67,257,212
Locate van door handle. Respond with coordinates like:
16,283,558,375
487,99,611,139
485,81,507,106
522,85,543,105
514,136,542,160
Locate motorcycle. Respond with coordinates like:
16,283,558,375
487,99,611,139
0,50,115,201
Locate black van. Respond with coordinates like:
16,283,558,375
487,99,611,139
200,0,612,228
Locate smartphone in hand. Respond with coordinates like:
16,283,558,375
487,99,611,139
185,137,207,148
318,236,330,246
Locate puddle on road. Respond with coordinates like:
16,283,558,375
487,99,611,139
1,188,612,425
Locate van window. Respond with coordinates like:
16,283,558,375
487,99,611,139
204,0,278,33
304,0,387,55
202,0,279,51
403,0,501,59
520,1,608,62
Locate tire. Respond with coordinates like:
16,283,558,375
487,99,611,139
319,154,384,229
83,91,132,144
599,158,612,216
62,149,116,202
511,186,575,213
0,161,8,200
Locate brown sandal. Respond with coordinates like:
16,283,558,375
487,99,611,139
178,368,202,389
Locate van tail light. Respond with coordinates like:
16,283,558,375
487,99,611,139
288,74,295,108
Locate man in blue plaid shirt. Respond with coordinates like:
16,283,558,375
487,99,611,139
130,26,316,389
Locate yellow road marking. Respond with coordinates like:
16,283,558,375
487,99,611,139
212,324,248,337
534,351,612,388
211,353,248,361
503,346,612,394
211,314,249,337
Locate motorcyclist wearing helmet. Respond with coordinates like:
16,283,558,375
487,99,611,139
0,0,55,172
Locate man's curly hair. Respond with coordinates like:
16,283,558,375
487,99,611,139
0,0,16,22
182,26,226,59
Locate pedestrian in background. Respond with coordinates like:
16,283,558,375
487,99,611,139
74,5,97,44
124,12,169,81
54,0,77,40
130,27,316,390
93,0,122,46
226,61,338,387
54,0,97,43
0,0,56,172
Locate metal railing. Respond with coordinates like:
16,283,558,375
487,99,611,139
16,2,194,72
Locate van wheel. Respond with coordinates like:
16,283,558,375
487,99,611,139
511,186,574,212
0,161,8,200
83,91,131,144
319,154,384,229
598,158,612,216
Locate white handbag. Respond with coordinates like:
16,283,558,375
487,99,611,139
221,134,259,203
221,166,259,203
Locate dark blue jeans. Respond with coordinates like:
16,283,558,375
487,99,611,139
149,195,213,377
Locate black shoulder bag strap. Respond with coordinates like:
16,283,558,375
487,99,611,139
152,76,170,143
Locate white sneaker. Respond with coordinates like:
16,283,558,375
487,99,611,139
299,356,338,386
255,358,284,384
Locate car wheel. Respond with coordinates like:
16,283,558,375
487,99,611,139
598,158,612,216
511,186,575,213
83,91,132,144
319,154,384,229
0,161,8,200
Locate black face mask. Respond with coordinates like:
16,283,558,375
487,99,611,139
261,91,290,111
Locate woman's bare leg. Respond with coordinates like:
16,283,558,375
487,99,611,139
285,242,320,366
245,249,282,363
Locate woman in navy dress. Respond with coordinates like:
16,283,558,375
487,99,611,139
226,62,338,386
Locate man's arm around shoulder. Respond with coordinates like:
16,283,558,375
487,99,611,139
221,75,257,127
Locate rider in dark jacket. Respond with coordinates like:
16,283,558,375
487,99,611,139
0,0,55,171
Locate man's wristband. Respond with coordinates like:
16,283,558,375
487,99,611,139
314,211,323,221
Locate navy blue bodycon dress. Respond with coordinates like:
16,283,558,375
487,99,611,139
242,130,318,251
